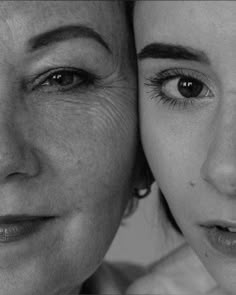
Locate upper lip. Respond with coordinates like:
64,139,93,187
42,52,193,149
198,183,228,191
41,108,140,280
200,220,236,229
0,215,55,223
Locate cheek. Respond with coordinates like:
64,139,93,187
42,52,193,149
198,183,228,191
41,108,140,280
25,90,137,213
140,100,209,225
11,91,138,293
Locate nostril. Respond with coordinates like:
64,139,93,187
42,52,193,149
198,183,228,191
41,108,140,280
8,172,24,177
0,147,40,182
5,172,28,182
202,162,236,196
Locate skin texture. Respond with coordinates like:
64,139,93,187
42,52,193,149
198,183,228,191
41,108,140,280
0,1,137,295
134,1,236,294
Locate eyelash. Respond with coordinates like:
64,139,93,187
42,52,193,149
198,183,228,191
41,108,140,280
145,68,214,109
29,67,99,94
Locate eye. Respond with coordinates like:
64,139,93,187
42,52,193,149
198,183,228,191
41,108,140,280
30,68,97,93
42,71,78,87
163,76,212,99
145,68,214,109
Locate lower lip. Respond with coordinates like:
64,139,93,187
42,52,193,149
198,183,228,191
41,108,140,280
0,218,55,243
205,226,236,257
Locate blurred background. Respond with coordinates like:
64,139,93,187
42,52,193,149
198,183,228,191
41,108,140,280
106,184,184,266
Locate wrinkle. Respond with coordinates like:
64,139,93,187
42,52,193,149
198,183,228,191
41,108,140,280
90,86,137,137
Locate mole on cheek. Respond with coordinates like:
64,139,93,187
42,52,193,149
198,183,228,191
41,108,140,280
189,181,196,187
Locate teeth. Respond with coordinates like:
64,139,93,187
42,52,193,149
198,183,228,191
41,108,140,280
216,226,236,232
227,227,236,233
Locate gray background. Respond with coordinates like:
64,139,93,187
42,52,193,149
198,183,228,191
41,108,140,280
106,184,184,266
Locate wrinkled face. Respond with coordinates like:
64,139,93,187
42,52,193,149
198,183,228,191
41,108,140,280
0,1,137,295
135,1,236,293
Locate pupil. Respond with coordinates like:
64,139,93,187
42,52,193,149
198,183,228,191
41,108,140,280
53,72,74,86
178,77,203,98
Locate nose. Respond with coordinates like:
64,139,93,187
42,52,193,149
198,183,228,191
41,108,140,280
0,69,40,184
201,105,236,196
0,119,40,183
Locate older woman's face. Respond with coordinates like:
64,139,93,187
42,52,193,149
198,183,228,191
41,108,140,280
135,1,236,293
0,1,137,295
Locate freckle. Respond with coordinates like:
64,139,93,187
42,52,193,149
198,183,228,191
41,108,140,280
205,251,208,258
189,181,196,187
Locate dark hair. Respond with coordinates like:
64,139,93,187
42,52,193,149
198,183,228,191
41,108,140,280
125,0,136,25
125,1,135,23
125,0,182,235
159,189,182,234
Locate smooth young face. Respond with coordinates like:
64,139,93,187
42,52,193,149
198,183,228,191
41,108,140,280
135,1,236,294
0,1,137,295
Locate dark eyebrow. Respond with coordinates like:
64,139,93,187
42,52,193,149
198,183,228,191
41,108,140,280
137,43,210,64
28,24,111,54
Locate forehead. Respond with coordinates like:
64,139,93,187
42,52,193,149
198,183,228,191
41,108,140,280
135,1,236,56
0,1,123,49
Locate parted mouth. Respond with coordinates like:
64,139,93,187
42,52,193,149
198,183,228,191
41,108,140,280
0,215,57,243
200,220,236,256
0,215,56,223
200,220,236,232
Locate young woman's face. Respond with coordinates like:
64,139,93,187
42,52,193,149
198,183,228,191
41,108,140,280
0,1,137,295
135,1,236,293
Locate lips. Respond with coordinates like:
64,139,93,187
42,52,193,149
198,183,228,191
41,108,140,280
201,221,236,257
0,215,55,243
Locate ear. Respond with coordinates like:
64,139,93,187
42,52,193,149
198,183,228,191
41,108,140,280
133,144,155,192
